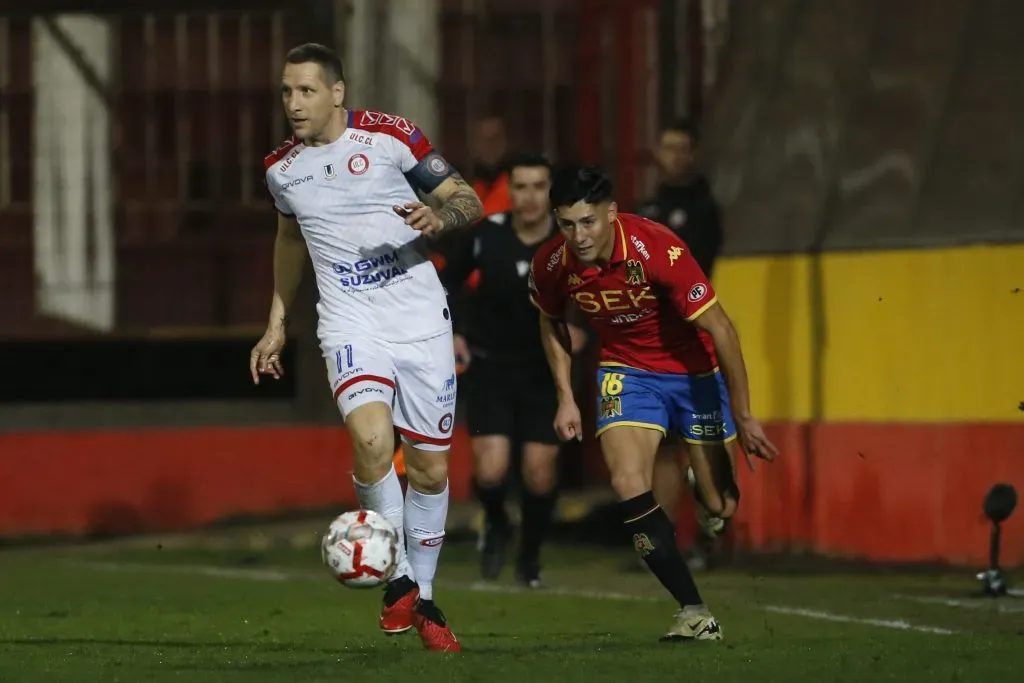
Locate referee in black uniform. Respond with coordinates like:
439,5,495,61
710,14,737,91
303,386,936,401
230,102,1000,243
443,153,582,587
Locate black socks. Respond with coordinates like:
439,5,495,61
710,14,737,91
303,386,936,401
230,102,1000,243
620,491,703,608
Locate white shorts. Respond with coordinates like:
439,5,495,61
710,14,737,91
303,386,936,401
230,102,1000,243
323,331,457,451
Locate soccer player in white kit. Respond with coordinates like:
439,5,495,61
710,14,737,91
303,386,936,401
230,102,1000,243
250,43,483,653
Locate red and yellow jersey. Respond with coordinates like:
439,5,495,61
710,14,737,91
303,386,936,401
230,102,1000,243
529,213,719,375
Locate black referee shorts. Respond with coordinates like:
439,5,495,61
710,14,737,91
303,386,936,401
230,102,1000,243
464,357,559,446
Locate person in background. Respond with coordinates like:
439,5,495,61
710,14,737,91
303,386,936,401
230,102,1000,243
443,153,585,587
633,118,725,571
471,115,514,217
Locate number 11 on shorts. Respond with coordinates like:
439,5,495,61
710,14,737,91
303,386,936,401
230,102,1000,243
336,344,354,372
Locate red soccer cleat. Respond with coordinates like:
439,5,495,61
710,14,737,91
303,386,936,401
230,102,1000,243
379,576,418,635
413,599,461,652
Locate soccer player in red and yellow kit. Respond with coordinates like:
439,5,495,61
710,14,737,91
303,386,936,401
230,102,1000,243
529,165,777,642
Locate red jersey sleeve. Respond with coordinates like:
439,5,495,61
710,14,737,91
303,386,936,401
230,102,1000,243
653,232,718,321
263,136,301,217
528,242,568,318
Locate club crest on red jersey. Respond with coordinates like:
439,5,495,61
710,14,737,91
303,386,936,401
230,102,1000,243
624,259,646,286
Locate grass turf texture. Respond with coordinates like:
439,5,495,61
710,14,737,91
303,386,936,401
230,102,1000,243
0,541,1021,682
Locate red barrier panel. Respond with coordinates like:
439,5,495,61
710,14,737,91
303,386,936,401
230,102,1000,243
732,422,1024,567
0,425,472,538
1,421,1020,568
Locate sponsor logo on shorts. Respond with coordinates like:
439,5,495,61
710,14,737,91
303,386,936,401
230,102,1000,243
435,374,456,406
600,396,622,419
419,536,445,547
335,367,365,385
689,412,727,438
688,422,728,438
438,413,454,434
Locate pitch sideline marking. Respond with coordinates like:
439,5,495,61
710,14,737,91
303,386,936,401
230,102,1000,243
763,605,954,635
891,593,1024,614
72,560,955,635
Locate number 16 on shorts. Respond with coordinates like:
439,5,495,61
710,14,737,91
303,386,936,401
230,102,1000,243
595,366,670,437
598,371,626,425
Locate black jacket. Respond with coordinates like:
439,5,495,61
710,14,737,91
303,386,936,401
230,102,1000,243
636,175,723,278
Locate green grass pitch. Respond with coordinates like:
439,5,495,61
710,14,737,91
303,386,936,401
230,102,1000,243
0,536,1020,682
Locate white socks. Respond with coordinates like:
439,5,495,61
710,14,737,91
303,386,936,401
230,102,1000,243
403,482,449,601
353,465,414,582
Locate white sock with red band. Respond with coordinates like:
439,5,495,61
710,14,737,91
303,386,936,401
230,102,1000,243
404,482,449,601
353,465,414,582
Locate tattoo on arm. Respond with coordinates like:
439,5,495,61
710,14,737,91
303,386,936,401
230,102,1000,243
436,178,483,233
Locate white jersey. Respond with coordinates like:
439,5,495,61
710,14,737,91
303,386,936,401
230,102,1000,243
264,110,454,344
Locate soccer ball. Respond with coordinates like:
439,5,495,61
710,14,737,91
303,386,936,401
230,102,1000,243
321,510,400,588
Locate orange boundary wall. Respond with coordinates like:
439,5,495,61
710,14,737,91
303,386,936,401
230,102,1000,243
1,421,1021,566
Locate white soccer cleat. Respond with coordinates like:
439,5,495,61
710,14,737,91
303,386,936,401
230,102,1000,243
660,608,723,642
685,467,726,538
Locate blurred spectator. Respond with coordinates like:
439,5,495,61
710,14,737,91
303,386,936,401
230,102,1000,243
471,115,514,217
637,118,722,277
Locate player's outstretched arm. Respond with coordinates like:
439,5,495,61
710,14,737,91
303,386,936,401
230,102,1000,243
691,303,779,466
250,215,307,384
539,313,583,441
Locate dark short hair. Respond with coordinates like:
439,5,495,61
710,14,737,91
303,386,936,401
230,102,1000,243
285,43,345,83
508,152,553,177
663,117,699,144
549,165,614,209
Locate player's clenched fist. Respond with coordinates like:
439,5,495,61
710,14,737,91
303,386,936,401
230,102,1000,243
250,326,286,384
553,400,584,442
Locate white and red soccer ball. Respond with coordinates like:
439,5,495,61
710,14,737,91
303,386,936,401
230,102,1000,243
321,510,400,588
